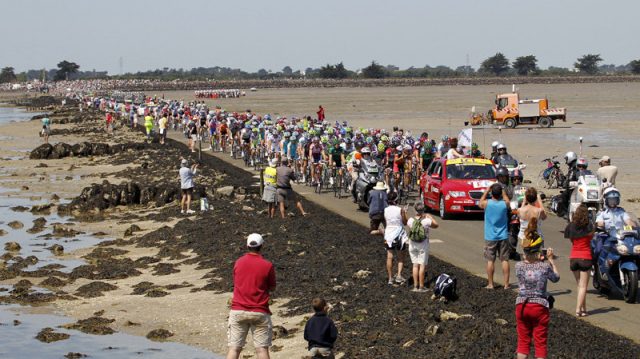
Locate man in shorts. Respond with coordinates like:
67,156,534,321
179,159,198,214
479,184,511,289
262,159,278,218
227,233,276,359
276,159,308,218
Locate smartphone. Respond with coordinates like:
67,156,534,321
541,248,548,260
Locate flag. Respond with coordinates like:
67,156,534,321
458,128,472,148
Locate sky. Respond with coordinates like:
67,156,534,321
2,0,639,74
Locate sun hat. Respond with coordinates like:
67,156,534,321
599,155,610,163
181,159,188,167
247,233,264,248
373,181,387,191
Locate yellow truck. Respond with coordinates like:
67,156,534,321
489,88,567,128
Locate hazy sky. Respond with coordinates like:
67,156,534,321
2,0,639,74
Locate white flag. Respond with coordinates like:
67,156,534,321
458,128,472,148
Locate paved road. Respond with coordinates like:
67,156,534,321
172,133,640,342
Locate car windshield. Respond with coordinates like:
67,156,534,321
446,164,496,179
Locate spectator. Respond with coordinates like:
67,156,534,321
516,187,547,255
407,202,438,292
179,159,198,214
276,159,308,218
227,233,276,359
515,219,559,359
597,156,618,186
158,114,168,144
317,105,325,122
368,182,388,235
262,158,278,218
383,192,408,285
304,298,338,359
564,205,594,317
479,184,511,289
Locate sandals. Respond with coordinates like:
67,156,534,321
576,311,588,317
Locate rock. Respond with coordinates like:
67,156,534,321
426,324,442,336
21,185,29,190
4,242,21,251
272,325,289,339
40,276,67,287
124,224,142,237
217,186,235,197
29,143,53,159
146,329,174,341
242,205,254,211
36,327,70,343
7,221,24,229
352,269,372,280
439,310,473,321
234,194,246,201
332,285,345,293
52,224,81,237
10,206,29,212
50,194,60,202
71,142,93,157
75,281,118,298
14,279,33,290
0,229,7,236
31,204,52,215
35,163,48,168
495,318,508,326
13,320,21,326
91,143,110,156
65,353,87,359
48,244,64,256
403,339,416,348
62,316,115,335
50,142,72,159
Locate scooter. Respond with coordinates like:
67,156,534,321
355,160,382,211
592,227,640,303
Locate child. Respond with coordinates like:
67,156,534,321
303,298,338,358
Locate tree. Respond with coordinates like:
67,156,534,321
318,62,349,79
0,67,17,83
54,60,80,80
480,53,510,76
281,66,293,76
574,54,602,75
512,55,539,76
629,59,640,74
361,61,386,79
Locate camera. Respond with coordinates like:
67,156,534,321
541,248,548,260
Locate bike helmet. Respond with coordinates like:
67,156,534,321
299,137,308,145
396,145,403,152
496,143,506,151
603,187,621,208
361,147,371,155
377,142,386,152
471,142,479,150
312,136,319,143
321,136,329,144
344,137,352,144
491,141,500,150
252,128,259,133
496,166,509,178
511,169,523,182
576,157,588,169
564,151,577,165
381,135,389,142
365,136,373,144
441,135,449,142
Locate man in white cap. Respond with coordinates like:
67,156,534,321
262,158,278,218
179,158,198,214
227,233,276,359
597,155,618,186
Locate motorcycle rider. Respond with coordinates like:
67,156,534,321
494,144,518,168
490,141,500,163
496,166,514,200
558,151,579,217
351,147,373,202
596,187,635,232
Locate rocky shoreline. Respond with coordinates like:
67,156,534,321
1,98,640,357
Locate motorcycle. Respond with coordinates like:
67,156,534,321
592,227,640,303
355,159,382,211
568,171,603,224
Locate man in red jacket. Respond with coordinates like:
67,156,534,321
317,105,325,122
227,233,276,359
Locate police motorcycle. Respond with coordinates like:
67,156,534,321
568,158,603,224
354,148,383,211
591,188,640,303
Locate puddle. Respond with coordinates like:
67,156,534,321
0,305,219,358
0,106,43,126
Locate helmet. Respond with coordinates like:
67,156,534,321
491,141,500,149
471,142,479,150
365,136,373,144
299,137,307,144
396,145,403,152
496,143,506,151
496,166,509,178
344,137,352,144
321,136,329,144
576,157,588,168
442,135,449,142
283,131,291,138
361,147,371,155
377,142,386,152
312,136,319,143
564,151,577,165
403,144,412,151
252,128,258,133
511,169,523,182
381,135,389,142
290,134,298,141
603,187,621,208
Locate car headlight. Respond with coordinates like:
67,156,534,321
634,245,640,254
617,244,629,255
587,190,599,200
449,191,466,198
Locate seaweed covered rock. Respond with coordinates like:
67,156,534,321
30,143,53,159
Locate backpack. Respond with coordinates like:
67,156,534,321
408,217,427,242
434,273,457,301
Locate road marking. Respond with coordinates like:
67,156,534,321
430,239,443,243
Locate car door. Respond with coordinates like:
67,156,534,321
426,162,442,208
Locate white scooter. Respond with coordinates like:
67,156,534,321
568,172,603,223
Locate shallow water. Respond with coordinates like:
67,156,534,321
0,106,41,126
0,305,218,359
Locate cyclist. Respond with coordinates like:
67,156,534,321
328,140,346,186
470,143,483,158
309,137,324,185
436,135,449,158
